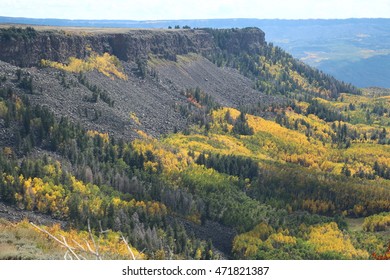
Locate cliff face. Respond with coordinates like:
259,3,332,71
0,27,265,67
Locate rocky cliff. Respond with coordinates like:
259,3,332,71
0,26,273,141
0,26,265,67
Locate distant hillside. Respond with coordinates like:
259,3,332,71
1,17,389,88
258,19,390,88
319,55,390,88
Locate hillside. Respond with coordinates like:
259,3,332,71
1,17,389,88
0,26,389,260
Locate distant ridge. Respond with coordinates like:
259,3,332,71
1,16,390,88
1,16,389,29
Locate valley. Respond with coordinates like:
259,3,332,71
0,26,389,260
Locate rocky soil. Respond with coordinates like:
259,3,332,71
0,202,67,227
0,50,280,141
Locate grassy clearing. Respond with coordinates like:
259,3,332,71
345,217,365,232
0,219,63,260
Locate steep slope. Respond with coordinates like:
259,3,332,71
150,54,279,108
0,26,272,140
0,54,278,140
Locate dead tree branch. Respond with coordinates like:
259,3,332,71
30,222,80,260
121,234,136,260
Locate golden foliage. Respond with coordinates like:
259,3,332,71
31,223,145,259
41,52,127,80
132,138,191,175
258,55,331,97
232,223,296,258
246,113,321,154
15,175,69,218
210,107,241,133
232,223,272,258
0,101,7,118
2,147,13,158
362,213,390,232
265,231,297,249
86,130,109,143
164,133,263,160
168,107,328,168
110,196,167,217
307,222,369,259
136,130,150,139
129,112,141,125
232,233,263,259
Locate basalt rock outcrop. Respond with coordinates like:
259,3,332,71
0,27,265,67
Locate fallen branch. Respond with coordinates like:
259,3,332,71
121,234,136,260
31,221,137,260
30,222,80,260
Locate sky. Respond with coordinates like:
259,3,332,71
1,0,390,20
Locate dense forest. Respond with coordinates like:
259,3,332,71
0,27,389,260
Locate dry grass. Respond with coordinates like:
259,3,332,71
0,219,63,260
0,218,144,260
345,217,365,232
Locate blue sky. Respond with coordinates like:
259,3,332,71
1,0,390,20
